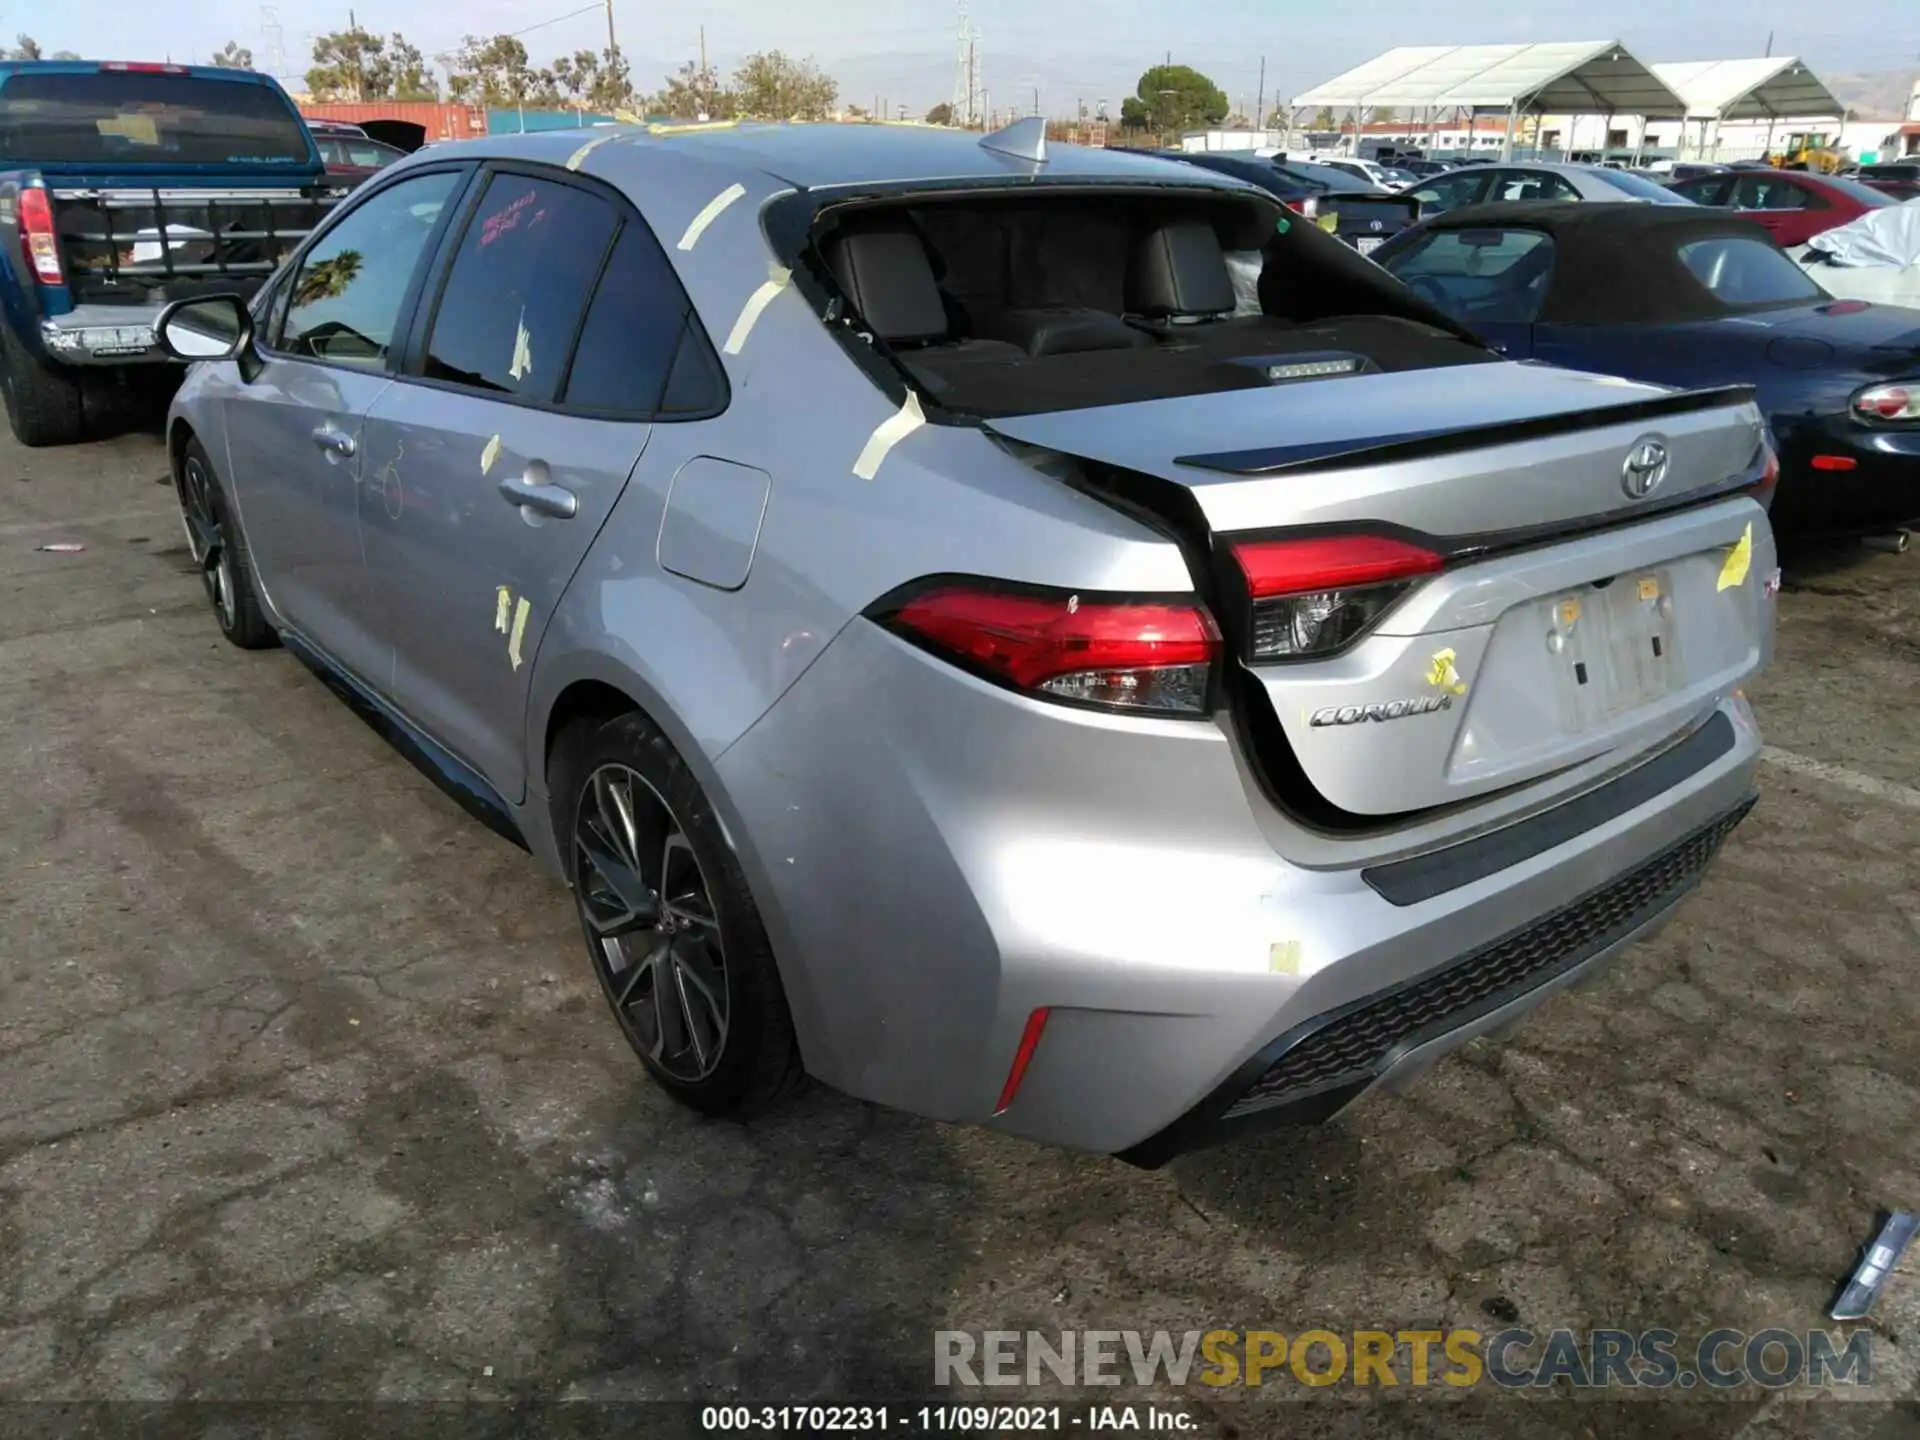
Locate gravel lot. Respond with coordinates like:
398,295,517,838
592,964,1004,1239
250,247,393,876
2,426,1918,1438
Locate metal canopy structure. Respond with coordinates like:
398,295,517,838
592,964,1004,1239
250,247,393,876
1293,41,1687,118
1650,59,1842,120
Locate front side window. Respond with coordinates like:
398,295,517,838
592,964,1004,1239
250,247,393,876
1411,172,1490,214
279,169,462,368
1677,236,1824,310
1673,176,1735,207
1732,177,1811,211
422,173,619,403
1589,169,1683,202
1384,228,1555,324
1492,171,1579,202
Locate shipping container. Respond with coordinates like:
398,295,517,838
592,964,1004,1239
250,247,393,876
298,101,487,144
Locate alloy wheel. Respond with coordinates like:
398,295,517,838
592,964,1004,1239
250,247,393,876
179,456,237,630
574,762,730,1082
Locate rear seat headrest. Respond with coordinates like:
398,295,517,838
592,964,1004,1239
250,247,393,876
1129,220,1237,319
823,227,949,345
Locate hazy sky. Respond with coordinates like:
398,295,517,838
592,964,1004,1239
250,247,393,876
33,1,1920,116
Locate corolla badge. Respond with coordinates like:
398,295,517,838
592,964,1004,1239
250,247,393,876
1622,436,1670,499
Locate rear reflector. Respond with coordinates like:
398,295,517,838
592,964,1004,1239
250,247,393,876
1811,454,1857,471
879,582,1220,716
1232,534,1443,662
994,1008,1052,1114
101,62,190,74
18,188,62,286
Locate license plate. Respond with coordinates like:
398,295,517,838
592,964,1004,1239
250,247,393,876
1550,573,1675,728
1356,236,1383,255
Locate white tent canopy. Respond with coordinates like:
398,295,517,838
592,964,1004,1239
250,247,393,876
1292,41,1687,117
1650,58,1843,120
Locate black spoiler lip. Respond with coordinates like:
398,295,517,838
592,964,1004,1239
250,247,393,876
1174,382,1758,476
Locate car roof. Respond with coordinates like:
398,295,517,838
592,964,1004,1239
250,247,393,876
440,122,1253,195
1388,200,1797,325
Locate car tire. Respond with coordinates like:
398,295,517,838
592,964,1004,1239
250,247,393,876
177,437,277,650
554,709,805,1118
0,325,87,448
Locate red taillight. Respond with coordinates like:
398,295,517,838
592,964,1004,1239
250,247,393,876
1285,196,1319,218
100,62,190,74
18,188,62,286
881,582,1220,716
1853,384,1917,422
1810,454,1857,471
993,1008,1051,1115
1756,441,1780,493
1231,534,1444,661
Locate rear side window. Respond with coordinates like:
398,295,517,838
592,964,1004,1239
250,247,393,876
1673,176,1734,207
1490,171,1578,202
1410,172,1489,214
563,223,724,416
280,169,462,368
1818,175,1897,208
1384,228,1554,324
423,173,619,403
1588,169,1681,202
1733,177,1813,211
0,71,310,165
1677,236,1824,309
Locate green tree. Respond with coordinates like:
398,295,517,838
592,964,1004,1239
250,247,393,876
1374,106,1396,122
1126,64,1227,135
586,47,632,111
51,50,81,60
552,50,601,106
446,35,532,108
729,51,836,121
383,35,437,101
651,58,725,119
7,35,42,61
211,41,254,70
306,27,383,101
924,101,953,126
1313,106,1336,130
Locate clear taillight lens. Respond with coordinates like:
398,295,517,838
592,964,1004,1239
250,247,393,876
878,582,1220,716
1853,384,1918,422
1232,534,1445,662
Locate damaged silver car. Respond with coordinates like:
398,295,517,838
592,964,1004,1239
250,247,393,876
158,119,1778,1163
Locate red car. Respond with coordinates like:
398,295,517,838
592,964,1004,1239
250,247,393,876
1666,168,1896,247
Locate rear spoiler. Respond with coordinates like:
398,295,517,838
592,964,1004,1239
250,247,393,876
1176,383,1757,476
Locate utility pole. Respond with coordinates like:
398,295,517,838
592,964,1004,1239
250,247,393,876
1764,31,1774,58
967,37,975,127
347,7,362,100
1033,86,1039,117
604,0,625,106
1255,55,1265,131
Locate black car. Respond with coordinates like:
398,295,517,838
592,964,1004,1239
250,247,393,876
1163,152,1419,255
1371,202,1920,539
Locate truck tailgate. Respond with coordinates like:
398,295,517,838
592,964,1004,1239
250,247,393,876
51,185,331,304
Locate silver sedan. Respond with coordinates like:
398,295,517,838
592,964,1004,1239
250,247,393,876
1410,161,1697,216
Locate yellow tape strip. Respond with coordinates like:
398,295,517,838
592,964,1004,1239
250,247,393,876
564,133,618,171
1717,522,1753,592
649,119,739,136
508,597,531,671
480,433,502,476
494,586,511,634
508,310,533,382
723,264,791,355
677,183,746,250
852,392,926,481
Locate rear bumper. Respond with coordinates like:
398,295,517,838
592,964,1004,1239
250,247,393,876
712,618,1764,1157
38,306,173,367
1772,418,1920,535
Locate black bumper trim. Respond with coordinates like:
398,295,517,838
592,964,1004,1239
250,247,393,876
1117,795,1755,1169
1361,711,1738,907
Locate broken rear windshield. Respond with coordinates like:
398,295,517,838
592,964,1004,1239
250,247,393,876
0,71,312,165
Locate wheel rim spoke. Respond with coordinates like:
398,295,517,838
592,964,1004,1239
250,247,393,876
575,762,731,1082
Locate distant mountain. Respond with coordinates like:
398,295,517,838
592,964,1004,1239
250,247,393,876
1823,70,1917,120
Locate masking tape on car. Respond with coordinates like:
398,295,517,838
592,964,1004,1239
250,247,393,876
480,433,502,475
495,586,511,634
508,597,531,671
852,392,926,481
723,264,792,355
508,311,533,382
1717,522,1753,592
677,183,746,251
1269,941,1302,976
565,133,618,171
1426,647,1469,695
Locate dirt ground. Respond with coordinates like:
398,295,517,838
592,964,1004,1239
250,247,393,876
1,427,1917,1439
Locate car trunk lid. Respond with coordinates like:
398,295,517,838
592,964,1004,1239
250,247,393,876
986,362,1773,819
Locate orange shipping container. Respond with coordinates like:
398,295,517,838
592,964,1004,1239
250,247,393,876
298,101,487,143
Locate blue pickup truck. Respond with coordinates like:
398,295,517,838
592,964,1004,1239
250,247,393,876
0,59,341,446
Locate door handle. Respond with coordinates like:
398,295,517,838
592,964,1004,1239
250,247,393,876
311,425,356,458
497,473,578,520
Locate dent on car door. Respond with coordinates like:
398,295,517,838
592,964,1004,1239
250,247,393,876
219,166,469,684
356,167,720,801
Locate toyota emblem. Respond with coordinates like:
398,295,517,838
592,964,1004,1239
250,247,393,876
1621,436,1670,499
1369,219,1384,232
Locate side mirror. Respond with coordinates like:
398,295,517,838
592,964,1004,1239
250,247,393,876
155,294,253,363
